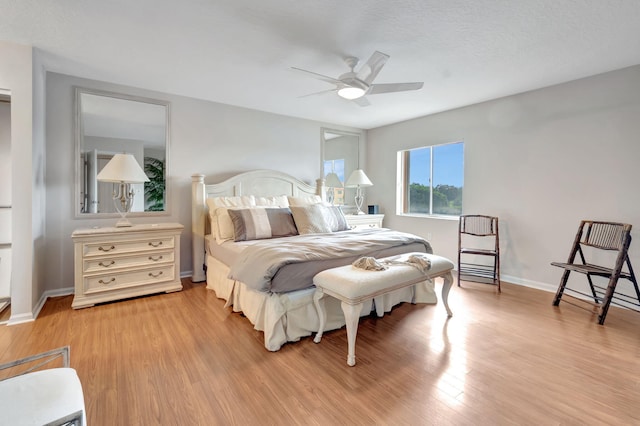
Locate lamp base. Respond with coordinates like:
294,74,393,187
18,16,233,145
354,188,365,215
112,182,135,228
115,218,133,227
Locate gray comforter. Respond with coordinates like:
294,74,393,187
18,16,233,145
228,228,432,293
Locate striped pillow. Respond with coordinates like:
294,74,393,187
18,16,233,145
228,208,298,241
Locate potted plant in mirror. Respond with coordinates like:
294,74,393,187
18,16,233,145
144,157,165,211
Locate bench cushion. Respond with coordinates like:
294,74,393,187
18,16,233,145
314,253,454,301
0,368,85,425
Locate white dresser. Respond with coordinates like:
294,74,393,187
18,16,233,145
344,214,385,230
72,223,183,309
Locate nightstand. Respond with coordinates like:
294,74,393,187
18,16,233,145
344,214,385,230
71,223,183,309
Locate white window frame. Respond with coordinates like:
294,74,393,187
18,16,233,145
396,141,464,218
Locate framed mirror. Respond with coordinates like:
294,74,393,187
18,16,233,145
74,88,170,218
321,128,360,208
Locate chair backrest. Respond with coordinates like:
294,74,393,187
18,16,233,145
566,221,633,271
459,215,498,236
580,221,632,251
0,346,70,381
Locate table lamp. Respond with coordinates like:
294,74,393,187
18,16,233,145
345,169,373,215
96,153,149,227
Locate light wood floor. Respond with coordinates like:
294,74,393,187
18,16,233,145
1,278,639,425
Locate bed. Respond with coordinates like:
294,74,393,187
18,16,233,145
191,170,439,351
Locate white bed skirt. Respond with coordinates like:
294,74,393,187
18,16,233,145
206,255,438,351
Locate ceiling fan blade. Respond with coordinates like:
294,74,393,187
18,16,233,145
368,82,424,95
298,88,338,98
356,51,389,84
352,97,371,107
291,67,343,85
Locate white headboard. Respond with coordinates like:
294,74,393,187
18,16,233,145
191,170,323,282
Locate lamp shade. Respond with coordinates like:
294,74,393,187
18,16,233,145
96,154,149,183
345,169,373,188
325,172,343,188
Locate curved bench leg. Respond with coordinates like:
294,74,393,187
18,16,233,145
441,271,453,317
342,301,363,366
313,289,326,343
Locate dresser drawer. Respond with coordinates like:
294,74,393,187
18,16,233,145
83,236,174,257
84,265,176,295
83,250,174,273
345,214,384,230
350,222,381,230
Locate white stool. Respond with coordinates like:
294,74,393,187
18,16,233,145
313,252,454,366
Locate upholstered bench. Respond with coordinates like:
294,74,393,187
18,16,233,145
0,347,85,425
313,252,454,366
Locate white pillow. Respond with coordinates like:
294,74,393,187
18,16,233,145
255,195,289,207
287,195,323,206
324,205,350,232
206,196,256,243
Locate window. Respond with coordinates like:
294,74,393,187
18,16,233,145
398,142,464,216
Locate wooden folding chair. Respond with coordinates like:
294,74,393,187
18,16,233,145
551,220,639,324
458,215,501,292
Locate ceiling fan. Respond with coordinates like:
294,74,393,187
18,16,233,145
292,51,423,106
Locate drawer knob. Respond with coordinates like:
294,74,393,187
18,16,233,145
148,241,163,248
98,261,115,268
98,245,115,252
98,278,115,285
149,255,163,262
148,271,164,278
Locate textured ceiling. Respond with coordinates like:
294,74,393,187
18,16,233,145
1,0,640,129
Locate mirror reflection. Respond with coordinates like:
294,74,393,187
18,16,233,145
76,88,169,216
322,129,359,207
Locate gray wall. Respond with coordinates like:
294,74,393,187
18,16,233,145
41,64,640,304
45,72,361,293
367,65,640,294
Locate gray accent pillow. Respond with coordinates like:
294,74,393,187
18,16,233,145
290,205,332,234
290,205,349,234
228,208,298,241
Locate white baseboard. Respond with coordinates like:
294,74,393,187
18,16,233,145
7,312,34,325
453,267,558,294
500,274,557,293
7,287,74,326
43,287,75,298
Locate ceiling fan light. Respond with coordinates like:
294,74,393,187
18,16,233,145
337,86,366,100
